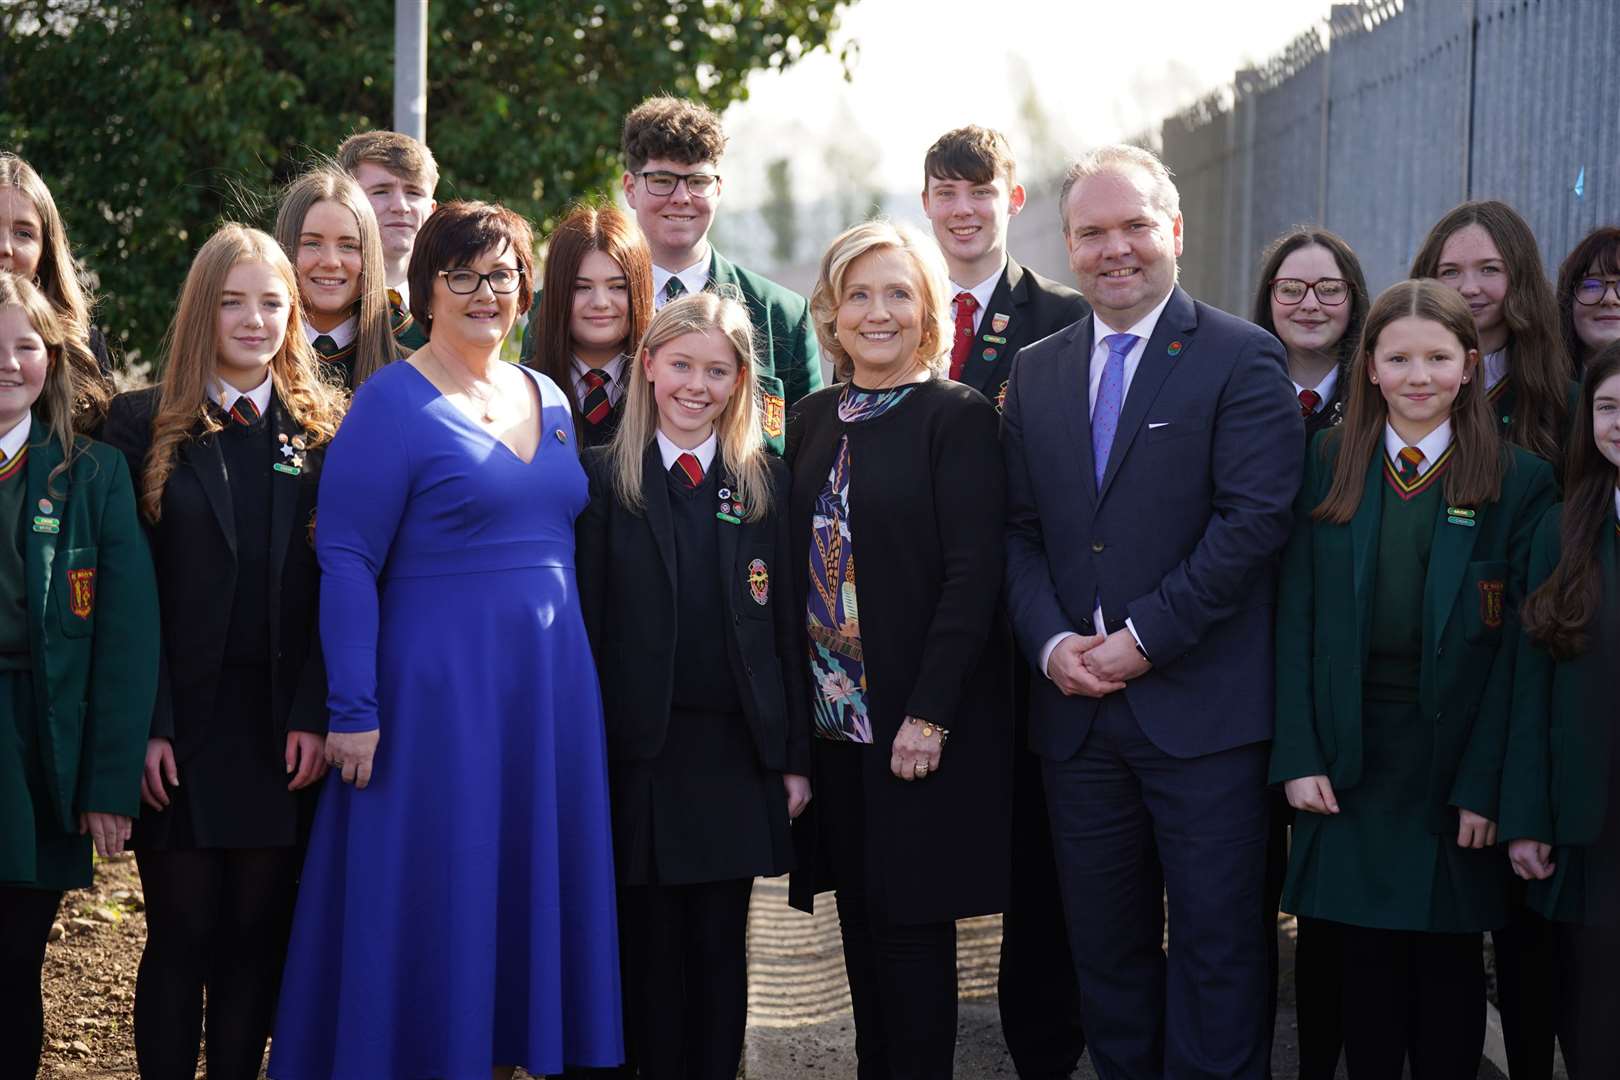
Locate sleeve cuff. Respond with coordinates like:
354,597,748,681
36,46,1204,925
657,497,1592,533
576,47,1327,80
1125,618,1149,661
1039,631,1077,680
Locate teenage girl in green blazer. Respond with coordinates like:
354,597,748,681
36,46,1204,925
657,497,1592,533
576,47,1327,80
0,272,160,1077
1272,279,1555,1078
1503,339,1620,1078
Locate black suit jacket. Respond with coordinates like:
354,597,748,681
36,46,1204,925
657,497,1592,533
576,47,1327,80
955,258,1090,409
575,443,810,777
102,388,328,763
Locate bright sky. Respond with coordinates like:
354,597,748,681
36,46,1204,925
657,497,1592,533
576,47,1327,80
722,0,1338,207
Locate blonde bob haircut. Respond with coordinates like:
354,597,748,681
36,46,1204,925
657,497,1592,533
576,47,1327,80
0,271,95,496
141,225,344,524
810,220,952,384
607,288,772,523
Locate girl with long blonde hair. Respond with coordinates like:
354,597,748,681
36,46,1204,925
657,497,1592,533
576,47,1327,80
576,289,809,1078
101,223,343,1079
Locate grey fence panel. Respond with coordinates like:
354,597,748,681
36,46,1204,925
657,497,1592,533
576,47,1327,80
1154,0,1619,318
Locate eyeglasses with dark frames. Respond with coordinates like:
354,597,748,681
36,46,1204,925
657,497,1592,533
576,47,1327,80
635,170,720,198
1271,277,1351,306
1574,277,1620,306
439,267,525,295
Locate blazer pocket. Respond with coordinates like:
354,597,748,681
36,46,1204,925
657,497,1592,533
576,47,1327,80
1143,417,1210,444
55,546,99,639
739,544,775,619
756,373,787,446
1462,559,1510,644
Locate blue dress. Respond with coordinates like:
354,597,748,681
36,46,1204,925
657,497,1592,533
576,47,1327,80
269,362,622,1078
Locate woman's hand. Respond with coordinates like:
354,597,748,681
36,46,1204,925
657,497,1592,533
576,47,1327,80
79,812,132,857
285,731,329,791
141,737,178,811
1507,838,1556,881
1284,775,1339,815
890,717,943,782
1457,809,1498,849
326,729,380,790
784,773,812,819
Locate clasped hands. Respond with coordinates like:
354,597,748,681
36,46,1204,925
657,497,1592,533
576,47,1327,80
1048,630,1151,698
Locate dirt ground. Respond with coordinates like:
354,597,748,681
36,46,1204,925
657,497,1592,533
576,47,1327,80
38,862,1519,1079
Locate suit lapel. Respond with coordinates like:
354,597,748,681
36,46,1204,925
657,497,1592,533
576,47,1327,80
641,442,677,590
1098,287,1198,500
24,420,61,698
1059,316,1099,510
188,417,237,556
1349,451,1384,659
958,263,1020,395
715,461,740,618
267,395,296,653
1423,485,1482,651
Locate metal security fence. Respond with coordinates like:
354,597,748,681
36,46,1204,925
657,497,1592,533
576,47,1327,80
1154,0,1620,317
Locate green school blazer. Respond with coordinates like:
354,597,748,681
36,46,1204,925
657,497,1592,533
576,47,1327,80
1500,506,1617,849
15,421,160,835
708,250,823,454
1272,435,1556,830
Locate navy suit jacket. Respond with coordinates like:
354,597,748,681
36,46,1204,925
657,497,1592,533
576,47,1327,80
1003,285,1304,761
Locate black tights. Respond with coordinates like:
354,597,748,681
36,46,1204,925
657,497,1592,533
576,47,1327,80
0,885,63,1079
134,847,301,1080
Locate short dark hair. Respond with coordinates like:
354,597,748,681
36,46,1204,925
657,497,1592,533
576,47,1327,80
622,96,727,173
407,201,535,334
336,130,440,193
923,126,1016,190
1555,225,1620,372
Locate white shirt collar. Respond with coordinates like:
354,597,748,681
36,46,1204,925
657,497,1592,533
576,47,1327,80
655,428,717,474
216,372,274,418
304,315,358,349
1096,288,1175,345
570,353,630,405
948,262,1006,333
1293,366,1339,410
0,414,31,462
388,280,410,310
651,256,711,309
1383,418,1454,477
1483,347,1509,392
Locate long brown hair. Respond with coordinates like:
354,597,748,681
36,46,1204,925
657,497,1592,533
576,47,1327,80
1314,279,1502,523
606,290,770,522
141,225,345,523
1521,342,1620,659
528,202,654,412
0,272,93,495
1555,226,1620,374
0,153,111,430
1410,200,1571,463
1251,228,1370,381
273,166,402,387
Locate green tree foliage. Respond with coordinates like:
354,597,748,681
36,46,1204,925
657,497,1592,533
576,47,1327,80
760,157,799,266
0,0,846,361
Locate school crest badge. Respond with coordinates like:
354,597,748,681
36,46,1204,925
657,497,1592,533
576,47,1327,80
1478,579,1504,630
990,312,1010,334
995,380,1009,412
747,558,770,606
68,568,95,619
762,393,785,440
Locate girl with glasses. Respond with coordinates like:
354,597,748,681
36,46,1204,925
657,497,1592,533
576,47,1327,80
1555,226,1620,376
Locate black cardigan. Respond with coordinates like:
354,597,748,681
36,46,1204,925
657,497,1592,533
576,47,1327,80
784,377,1012,924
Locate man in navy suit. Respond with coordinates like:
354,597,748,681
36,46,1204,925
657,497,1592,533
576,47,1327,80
1002,144,1303,1079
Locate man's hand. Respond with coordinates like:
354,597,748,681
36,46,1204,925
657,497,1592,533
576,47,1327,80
1081,628,1151,683
1048,634,1126,698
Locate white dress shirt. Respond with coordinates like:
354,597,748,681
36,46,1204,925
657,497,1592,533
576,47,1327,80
570,354,629,410
0,414,31,462
304,316,358,349
1483,348,1509,393
216,372,275,418
654,428,717,474
1383,418,1454,476
947,263,1005,335
652,257,711,310
1040,289,1176,679
1292,366,1339,412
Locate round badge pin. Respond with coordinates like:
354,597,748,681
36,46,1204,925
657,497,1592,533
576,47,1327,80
555,429,568,444
37,499,51,514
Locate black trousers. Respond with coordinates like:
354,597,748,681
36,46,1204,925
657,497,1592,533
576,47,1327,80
1555,917,1620,1080
0,885,63,1079
1293,916,1346,1080
1337,923,1484,1080
617,877,754,1080
1493,903,1562,1080
133,846,302,1080
998,662,1085,1080
817,739,959,1080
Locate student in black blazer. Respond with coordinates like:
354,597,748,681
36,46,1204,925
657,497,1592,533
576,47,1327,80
100,225,345,1080
921,125,1089,1080
1249,226,1371,1080
576,290,809,1080
525,203,656,450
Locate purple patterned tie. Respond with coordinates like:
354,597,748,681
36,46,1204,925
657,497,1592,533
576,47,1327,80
1092,333,1139,488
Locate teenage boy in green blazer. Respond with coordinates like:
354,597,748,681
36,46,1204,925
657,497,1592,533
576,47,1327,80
337,130,439,350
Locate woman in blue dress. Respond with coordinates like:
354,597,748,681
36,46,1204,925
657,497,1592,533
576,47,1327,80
269,201,623,1079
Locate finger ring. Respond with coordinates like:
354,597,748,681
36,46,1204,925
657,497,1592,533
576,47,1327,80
329,759,342,768
916,763,928,776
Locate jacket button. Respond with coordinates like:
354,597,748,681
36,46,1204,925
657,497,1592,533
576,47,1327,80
1436,645,1444,658
1091,541,1105,553
733,613,741,626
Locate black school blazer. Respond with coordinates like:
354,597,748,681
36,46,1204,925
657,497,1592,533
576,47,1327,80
102,388,328,761
575,443,811,777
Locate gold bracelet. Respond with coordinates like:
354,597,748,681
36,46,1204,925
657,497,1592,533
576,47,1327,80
907,716,949,743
